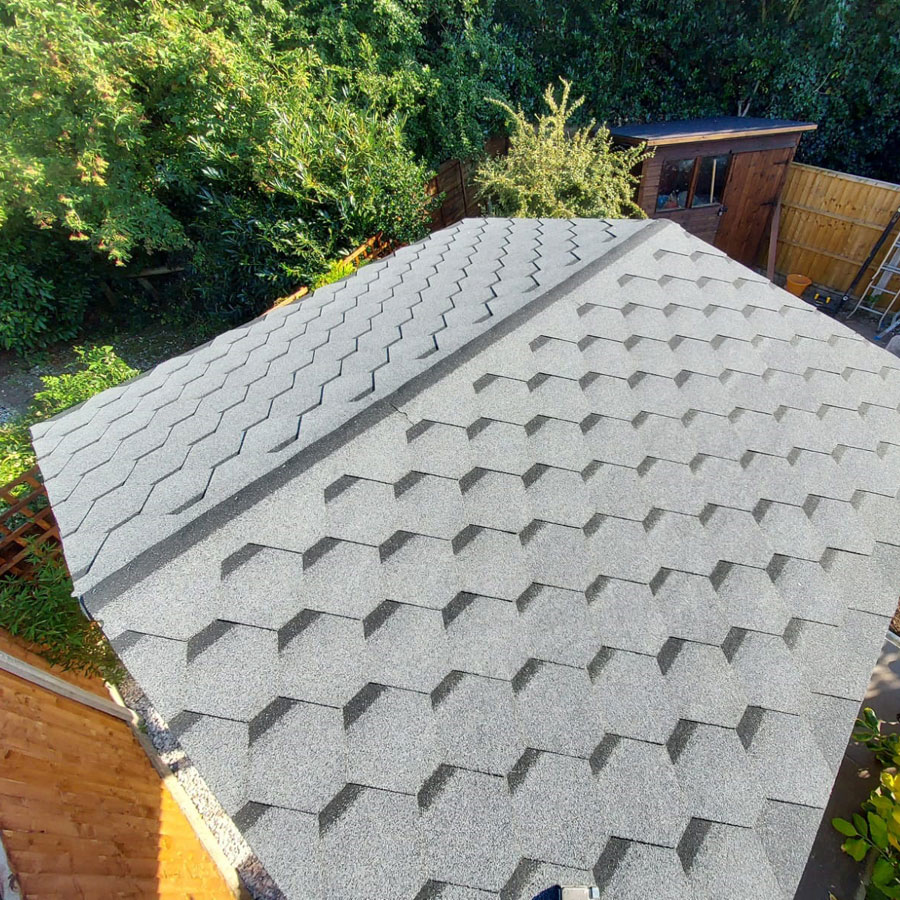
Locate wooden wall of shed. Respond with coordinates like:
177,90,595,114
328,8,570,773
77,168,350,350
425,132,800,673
0,628,108,698
774,163,900,293
634,131,801,217
0,628,238,899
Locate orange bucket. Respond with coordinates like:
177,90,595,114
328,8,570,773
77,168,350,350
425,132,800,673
785,274,811,297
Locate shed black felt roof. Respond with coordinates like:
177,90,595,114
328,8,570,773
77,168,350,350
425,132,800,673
610,117,817,146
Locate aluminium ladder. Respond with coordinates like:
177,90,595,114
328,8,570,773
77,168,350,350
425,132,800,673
847,225,900,339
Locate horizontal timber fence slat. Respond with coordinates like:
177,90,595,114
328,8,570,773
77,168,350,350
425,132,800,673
426,136,509,231
774,162,900,295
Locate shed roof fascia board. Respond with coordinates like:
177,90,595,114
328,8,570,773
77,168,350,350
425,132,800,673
611,119,818,147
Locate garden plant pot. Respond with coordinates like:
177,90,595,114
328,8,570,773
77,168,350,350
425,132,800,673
786,273,812,297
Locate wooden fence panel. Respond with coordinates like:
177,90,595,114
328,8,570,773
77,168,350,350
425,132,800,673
426,158,482,230
775,163,900,293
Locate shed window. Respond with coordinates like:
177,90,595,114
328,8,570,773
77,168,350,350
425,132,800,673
657,154,730,211
657,159,694,210
692,155,729,207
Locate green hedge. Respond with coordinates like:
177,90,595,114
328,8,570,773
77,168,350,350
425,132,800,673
2,0,899,352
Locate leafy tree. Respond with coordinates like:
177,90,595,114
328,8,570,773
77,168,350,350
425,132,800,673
2,0,900,353
475,81,649,218
0,0,435,344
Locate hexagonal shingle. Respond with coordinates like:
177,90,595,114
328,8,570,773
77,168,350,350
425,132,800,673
517,583,600,668
278,611,367,707
419,767,519,892
509,750,608,869
681,820,785,900
443,593,527,680
241,806,322,900
650,568,730,646
32,217,900,900
432,671,523,775
594,839,691,900
588,577,668,657
293,539,386,619
513,660,603,758
590,647,678,743
668,720,764,826
183,621,278,722
381,532,462,609
453,527,531,601
247,699,346,813
320,786,425,898
521,520,594,591
344,684,438,793
592,736,688,847
363,601,449,692
660,639,748,728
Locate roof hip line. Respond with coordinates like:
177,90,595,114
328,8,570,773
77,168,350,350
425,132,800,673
81,219,667,610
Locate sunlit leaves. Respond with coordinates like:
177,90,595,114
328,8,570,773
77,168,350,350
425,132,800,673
475,79,650,219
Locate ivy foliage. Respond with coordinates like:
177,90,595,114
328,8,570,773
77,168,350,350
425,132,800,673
476,81,649,219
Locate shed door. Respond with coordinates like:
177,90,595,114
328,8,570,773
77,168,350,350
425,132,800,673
714,147,793,265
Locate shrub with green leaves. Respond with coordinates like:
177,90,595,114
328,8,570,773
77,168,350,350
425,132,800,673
3,0,900,350
834,709,900,898
0,0,435,343
0,420,34,489
0,345,136,680
0,547,122,682
853,707,900,768
834,768,900,898
29,346,138,425
475,80,650,219
311,257,360,291
0,346,137,491
0,233,91,353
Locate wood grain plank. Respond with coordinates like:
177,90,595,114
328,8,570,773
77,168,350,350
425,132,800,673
775,162,900,291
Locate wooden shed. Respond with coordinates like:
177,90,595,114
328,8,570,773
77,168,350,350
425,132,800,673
611,117,817,266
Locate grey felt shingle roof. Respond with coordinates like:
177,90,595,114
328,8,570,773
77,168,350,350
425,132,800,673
32,217,900,900
32,217,641,594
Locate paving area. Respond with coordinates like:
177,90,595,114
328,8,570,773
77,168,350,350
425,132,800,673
796,634,900,900
0,324,213,424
